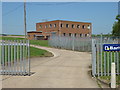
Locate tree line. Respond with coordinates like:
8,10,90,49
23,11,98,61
112,15,120,36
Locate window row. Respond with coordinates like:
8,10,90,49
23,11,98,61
39,24,56,29
39,24,91,29
62,33,90,37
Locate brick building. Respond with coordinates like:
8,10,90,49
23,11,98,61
27,20,92,40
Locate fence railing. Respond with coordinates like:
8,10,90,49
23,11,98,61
48,35,92,52
92,36,120,77
0,40,30,76
48,35,120,77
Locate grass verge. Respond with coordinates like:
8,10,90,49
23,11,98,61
1,36,53,57
99,75,120,87
1,37,49,47
30,40,49,47
30,46,53,57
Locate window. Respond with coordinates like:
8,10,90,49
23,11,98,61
80,34,82,37
60,24,63,28
39,25,42,28
82,25,85,29
28,35,30,37
77,25,80,28
45,25,48,28
34,35,36,37
85,34,87,37
72,24,74,28
49,24,52,28
74,33,77,37
63,33,66,36
87,25,90,29
66,24,69,28
54,24,56,28
87,34,89,37
69,33,71,37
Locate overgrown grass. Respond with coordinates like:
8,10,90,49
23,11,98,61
99,75,120,86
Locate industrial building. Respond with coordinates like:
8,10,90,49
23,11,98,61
27,20,92,40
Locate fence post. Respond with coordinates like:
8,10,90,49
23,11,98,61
111,62,116,88
0,42,1,74
100,34,103,76
92,39,96,77
28,40,30,76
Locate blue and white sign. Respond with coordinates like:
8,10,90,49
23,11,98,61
103,44,120,51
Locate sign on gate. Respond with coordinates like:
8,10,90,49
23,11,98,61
92,37,120,77
103,44,120,51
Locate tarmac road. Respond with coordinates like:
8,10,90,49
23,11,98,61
2,45,99,88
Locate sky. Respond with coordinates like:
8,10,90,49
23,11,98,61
0,1,1,34
2,2,119,35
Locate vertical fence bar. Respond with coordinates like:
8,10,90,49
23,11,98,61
114,51,117,75
104,52,106,76
14,40,16,75
92,39,96,76
10,40,13,74
0,41,1,75
115,51,118,75
23,40,26,75
20,40,22,75
117,52,119,75
9,40,11,74
21,40,23,75
2,40,5,74
17,40,19,74
118,52,120,75
5,41,7,74
100,34,103,76
8,40,10,74
108,52,110,76
110,52,112,75
97,39,99,76
28,40,30,75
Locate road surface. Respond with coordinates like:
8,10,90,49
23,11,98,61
2,45,99,88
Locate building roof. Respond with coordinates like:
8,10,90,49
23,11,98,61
36,20,91,24
27,31,42,33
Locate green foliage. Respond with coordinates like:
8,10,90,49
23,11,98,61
100,75,120,86
1,37,52,57
30,40,49,47
92,34,112,37
112,15,120,36
2,37,49,47
112,21,120,36
1,37,24,40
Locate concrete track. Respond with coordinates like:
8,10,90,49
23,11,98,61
2,46,99,88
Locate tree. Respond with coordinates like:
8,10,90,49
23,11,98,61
112,15,120,36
